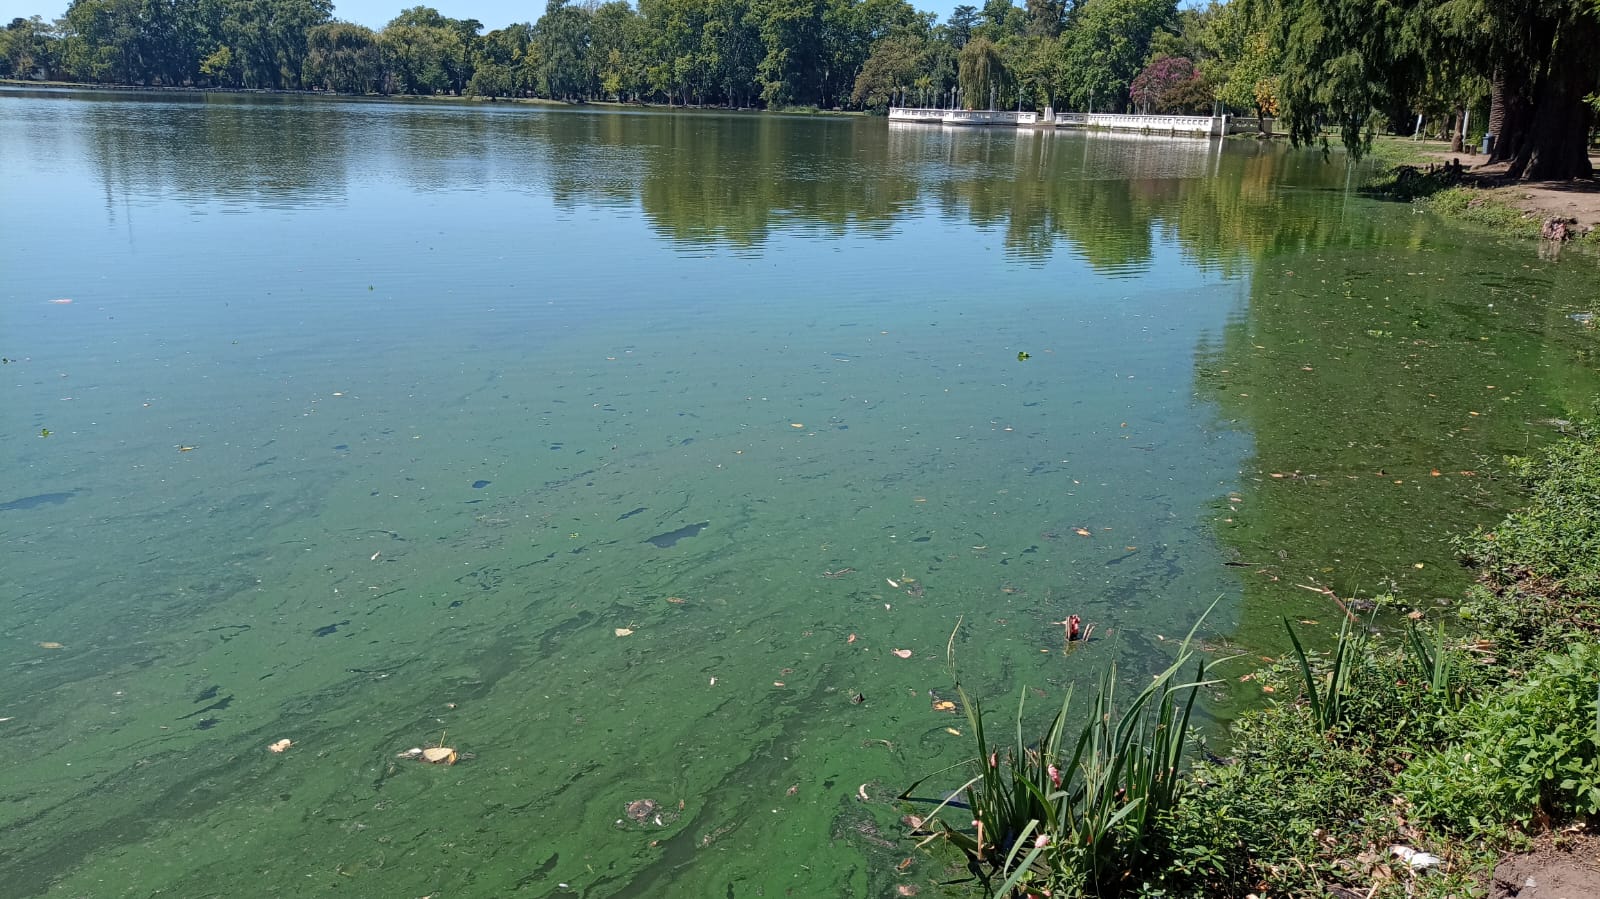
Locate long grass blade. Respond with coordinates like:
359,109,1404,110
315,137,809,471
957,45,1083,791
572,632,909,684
1284,619,1323,727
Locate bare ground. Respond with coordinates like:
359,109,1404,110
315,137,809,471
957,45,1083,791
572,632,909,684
1488,829,1600,899
1415,145,1600,235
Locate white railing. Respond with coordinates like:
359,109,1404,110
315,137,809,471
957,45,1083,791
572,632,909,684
942,109,1039,125
887,107,1040,126
1054,113,1220,135
887,108,1219,135
887,107,946,122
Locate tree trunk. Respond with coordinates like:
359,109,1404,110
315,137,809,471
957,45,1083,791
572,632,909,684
1509,14,1600,181
1486,67,1506,150
1451,105,1465,153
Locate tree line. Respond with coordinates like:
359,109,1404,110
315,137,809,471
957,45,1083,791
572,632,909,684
2,0,1595,179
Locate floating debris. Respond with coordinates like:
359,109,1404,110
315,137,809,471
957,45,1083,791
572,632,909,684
267,739,293,753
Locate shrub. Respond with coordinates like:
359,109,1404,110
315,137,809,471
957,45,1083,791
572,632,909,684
1399,643,1600,836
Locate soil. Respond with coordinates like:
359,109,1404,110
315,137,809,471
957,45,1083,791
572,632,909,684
1416,145,1600,235
1488,830,1600,899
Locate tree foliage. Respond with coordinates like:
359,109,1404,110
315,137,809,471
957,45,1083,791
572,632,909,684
1274,0,1599,179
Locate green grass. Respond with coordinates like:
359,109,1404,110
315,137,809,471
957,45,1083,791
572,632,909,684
1419,186,1544,239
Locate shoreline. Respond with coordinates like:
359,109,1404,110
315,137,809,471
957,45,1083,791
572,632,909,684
0,78,865,117
1366,136,1600,242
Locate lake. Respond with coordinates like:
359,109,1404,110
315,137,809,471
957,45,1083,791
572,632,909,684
2,88,1597,897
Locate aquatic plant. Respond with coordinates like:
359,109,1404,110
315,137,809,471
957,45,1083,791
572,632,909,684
901,607,1217,896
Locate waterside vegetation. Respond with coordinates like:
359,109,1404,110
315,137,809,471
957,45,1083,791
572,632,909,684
908,422,1600,896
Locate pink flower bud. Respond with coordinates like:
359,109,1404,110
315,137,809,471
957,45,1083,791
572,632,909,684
1047,764,1062,787
1034,833,1051,849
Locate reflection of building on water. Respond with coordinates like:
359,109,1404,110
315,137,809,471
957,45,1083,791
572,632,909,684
888,106,1256,137
888,118,1223,182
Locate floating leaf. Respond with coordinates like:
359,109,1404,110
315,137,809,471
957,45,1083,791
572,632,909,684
267,739,292,753
846,633,857,644
421,746,458,764
1016,351,1030,361
37,641,63,650
945,727,961,735
615,627,634,637
932,700,957,712
790,423,804,428
1073,527,1091,537
891,648,913,659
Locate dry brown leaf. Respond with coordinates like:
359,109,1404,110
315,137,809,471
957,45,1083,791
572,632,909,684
421,746,458,764
932,700,957,712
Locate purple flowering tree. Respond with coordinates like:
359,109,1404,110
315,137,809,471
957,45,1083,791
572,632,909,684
1129,56,1198,114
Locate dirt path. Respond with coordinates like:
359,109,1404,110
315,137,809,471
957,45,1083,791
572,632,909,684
1415,145,1600,234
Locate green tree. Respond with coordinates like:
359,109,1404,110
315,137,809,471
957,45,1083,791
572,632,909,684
468,21,536,97
946,3,977,48
956,33,1002,107
381,18,466,93
1275,0,1599,180
1201,0,1278,124
534,0,591,100
751,0,825,106
850,30,923,108
1057,0,1175,111
304,20,379,92
2,16,63,79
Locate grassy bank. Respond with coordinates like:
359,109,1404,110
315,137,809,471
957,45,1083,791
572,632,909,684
1359,136,1597,244
905,421,1600,897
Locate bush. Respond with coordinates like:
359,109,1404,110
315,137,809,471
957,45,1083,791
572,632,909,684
1156,702,1391,897
1399,643,1600,836
1457,421,1600,663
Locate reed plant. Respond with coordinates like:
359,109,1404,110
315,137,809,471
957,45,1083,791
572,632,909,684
1284,616,1364,732
902,606,1219,897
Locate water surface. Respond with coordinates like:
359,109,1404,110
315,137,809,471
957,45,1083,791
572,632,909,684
2,88,1597,897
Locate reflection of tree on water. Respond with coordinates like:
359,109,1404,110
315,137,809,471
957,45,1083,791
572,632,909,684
1206,241,1600,639
76,92,354,213
65,93,1394,273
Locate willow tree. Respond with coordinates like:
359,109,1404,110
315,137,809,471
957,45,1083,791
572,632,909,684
957,34,1001,107
1276,0,1598,181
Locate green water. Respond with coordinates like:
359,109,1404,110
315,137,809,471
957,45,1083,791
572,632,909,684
2,88,1597,898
